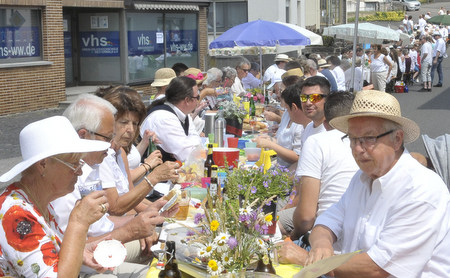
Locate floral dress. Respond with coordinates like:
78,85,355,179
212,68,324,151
0,184,62,277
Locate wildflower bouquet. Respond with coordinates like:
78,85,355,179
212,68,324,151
187,195,276,276
225,165,293,203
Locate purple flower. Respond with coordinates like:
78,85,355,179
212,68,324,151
261,224,269,234
186,230,195,237
228,237,238,249
254,223,261,232
194,213,204,225
251,186,257,194
238,184,243,190
239,214,250,222
263,181,269,188
266,200,272,206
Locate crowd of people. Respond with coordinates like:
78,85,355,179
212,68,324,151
0,8,449,278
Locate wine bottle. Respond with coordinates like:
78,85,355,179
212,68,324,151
158,241,182,278
204,144,214,177
209,165,219,207
254,254,276,274
249,96,256,117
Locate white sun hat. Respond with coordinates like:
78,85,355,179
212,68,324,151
0,116,110,182
330,90,420,144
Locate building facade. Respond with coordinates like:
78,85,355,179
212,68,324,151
0,0,210,116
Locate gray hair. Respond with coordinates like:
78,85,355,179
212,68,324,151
222,66,237,80
204,67,223,86
305,59,318,71
63,94,117,132
340,59,352,71
236,57,251,69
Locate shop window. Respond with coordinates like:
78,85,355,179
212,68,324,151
126,12,198,83
208,2,247,33
0,8,42,64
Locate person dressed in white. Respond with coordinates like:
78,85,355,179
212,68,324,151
342,58,363,92
326,56,346,91
418,15,427,34
277,92,360,265
306,90,450,277
431,31,446,87
230,58,251,96
263,54,290,83
420,35,433,91
370,45,392,92
142,76,202,162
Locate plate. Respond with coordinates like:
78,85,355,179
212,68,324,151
93,239,127,268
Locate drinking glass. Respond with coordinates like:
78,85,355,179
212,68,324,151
249,116,257,134
79,180,102,198
174,190,191,221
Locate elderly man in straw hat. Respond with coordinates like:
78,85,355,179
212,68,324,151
263,53,290,83
150,68,176,103
305,90,450,276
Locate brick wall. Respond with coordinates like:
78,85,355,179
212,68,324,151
198,6,208,71
0,0,66,116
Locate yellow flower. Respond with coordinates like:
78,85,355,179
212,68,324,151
210,220,219,231
208,260,218,271
264,214,273,223
17,259,23,266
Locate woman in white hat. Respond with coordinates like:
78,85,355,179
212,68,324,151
0,116,111,277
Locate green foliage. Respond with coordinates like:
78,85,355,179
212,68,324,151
322,36,335,47
348,11,405,23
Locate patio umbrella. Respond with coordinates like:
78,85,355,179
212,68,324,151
323,22,400,44
209,19,311,49
427,15,450,26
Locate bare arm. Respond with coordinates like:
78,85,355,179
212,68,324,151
333,253,390,278
253,135,299,164
291,176,320,239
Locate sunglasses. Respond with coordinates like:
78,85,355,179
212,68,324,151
299,93,327,103
240,68,250,72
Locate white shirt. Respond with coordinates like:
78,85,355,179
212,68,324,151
141,102,201,162
421,41,433,64
409,49,418,70
101,148,129,195
127,144,141,170
315,151,450,277
433,38,446,58
296,129,359,216
230,76,246,96
276,118,304,168
344,67,363,92
332,66,346,91
300,122,326,148
51,164,115,238
418,18,427,33
263,64,279,83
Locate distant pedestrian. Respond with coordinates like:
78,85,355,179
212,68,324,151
431,31,446,87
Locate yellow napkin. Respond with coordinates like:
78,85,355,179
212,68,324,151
146,258,159,278
274,264,303,278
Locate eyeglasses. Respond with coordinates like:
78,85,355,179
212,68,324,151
190,95,200,101
342,129,396,149
87,130,115,143
240,67,250,72
52,157,85,173
299,94,327,103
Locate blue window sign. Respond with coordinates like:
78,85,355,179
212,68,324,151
80,31,120,57
127,30,197,56
0,26,41,59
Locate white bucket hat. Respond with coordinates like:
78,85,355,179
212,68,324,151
0,116,110,182
267,69,286,90
330,90,420,144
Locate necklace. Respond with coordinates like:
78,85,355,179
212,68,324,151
18,181,50,223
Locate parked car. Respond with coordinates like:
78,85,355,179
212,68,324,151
391,0,421,11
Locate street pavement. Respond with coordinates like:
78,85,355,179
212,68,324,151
1,1,449,189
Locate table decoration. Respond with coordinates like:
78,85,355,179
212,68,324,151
181,191,281,276
219,100,248,137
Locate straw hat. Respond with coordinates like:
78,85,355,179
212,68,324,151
329,90,420,144
274,54,291,62
0,116,110,182
317,59,331,68
184,68,207,84
282,68,304,79
151,68,176,87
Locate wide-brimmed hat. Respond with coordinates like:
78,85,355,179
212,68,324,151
433,31,441,37
281,68,304,79
274,54,291,62
0,116,110,182
317,59,331,68
184,68,207,84
151,68,176,87
329,90,420,144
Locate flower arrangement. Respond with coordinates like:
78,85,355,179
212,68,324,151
218,100,248,124
245,88,265,104
225,165,294,204
186,194,276,276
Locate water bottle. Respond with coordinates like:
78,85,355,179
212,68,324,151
214,108,225,147
404,84,409,93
